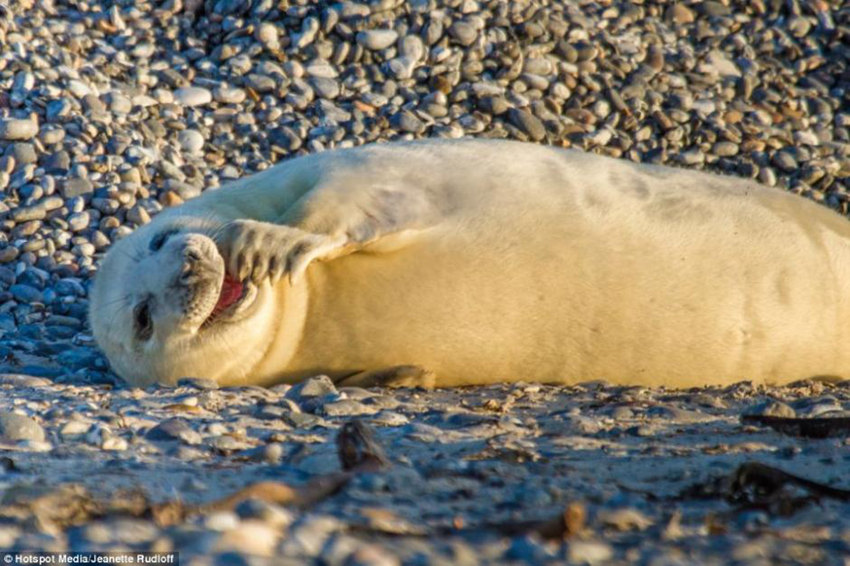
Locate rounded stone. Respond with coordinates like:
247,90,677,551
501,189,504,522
391,111,426,134
713,142,739,157
508,108,546,141
0,412,45,442
173,87,213,107
213,85,246,104
178,129,205,154
10,284,43,303
449,21,478,46
255,22,279,46
0,118,38,141
356,30,398,51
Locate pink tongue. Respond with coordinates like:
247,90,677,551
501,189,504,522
214,274,244,312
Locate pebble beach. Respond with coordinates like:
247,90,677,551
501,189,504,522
0,0,849,563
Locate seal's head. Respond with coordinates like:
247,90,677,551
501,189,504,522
89,219,277,386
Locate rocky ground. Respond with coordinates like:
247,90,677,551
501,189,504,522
0,0,848,563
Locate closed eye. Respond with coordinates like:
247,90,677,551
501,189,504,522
133,299,154,341
149,229,179,252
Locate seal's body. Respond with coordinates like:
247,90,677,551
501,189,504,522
90,139,850,388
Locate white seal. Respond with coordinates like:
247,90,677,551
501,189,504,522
90,139,850,388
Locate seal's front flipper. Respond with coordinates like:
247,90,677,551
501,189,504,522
336,365,436,389
278,181,439,262
215,220,346,284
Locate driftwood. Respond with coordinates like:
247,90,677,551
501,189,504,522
680,460,850,519
477,501,586,539
730,462,850,503
741,415,850,438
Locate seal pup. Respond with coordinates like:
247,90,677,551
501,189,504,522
89,139,850,388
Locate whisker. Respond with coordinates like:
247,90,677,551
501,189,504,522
97,293,133,309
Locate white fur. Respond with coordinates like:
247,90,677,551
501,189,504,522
90,139,850,387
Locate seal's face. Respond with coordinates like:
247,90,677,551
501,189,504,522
89,220,275,386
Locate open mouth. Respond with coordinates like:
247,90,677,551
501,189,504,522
202,273,254,327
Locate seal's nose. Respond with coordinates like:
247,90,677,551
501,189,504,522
166,233,224,288
180,247,201,278
184,247,202,265
179,245,213,283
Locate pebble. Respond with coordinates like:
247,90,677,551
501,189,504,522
213,85,246,104
6,143,37,165
309,77,340,100
449,21,478,46
356,30,398,51
772,151,798,173
345,545,400,566
178,130,205,154
667,4,695,24
746,400,795,418
0,118,38,141
254,23,279,48
0,412,45,442
391,111,426,134
713,142,739,157
508,108,546,141
61,178,93,199
679,148,705,165
146,418,203,445
566,541,614,565
214,521,279,556
9,284,43,304
173,87,212,107
286,375,337,401
320,399,379,417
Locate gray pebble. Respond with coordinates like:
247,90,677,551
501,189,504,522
11,205,46,223
745,400,796,419
178,130,205,154
508,108,546,141
320,399,379,417
67,212,90,232
107,93,133,114
679,148,705,165
293,16,319,49
449,21,478,46
286,375,337,401
126,205,151,225
0,374,51,387
173,87,212,107
61,178,94,199
0,412,45,442
0,118,38,141
309,77,341,100
713,142,739,157
43,150,70,171
10,284,43,304
356,30,398,51
213,85,246,104
758,167,777,186
245,74,277,93
5,143,37,165
391,111,426,134
566,541,614,565
772,150,798,173
146,418,203,445
255,22,279,47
